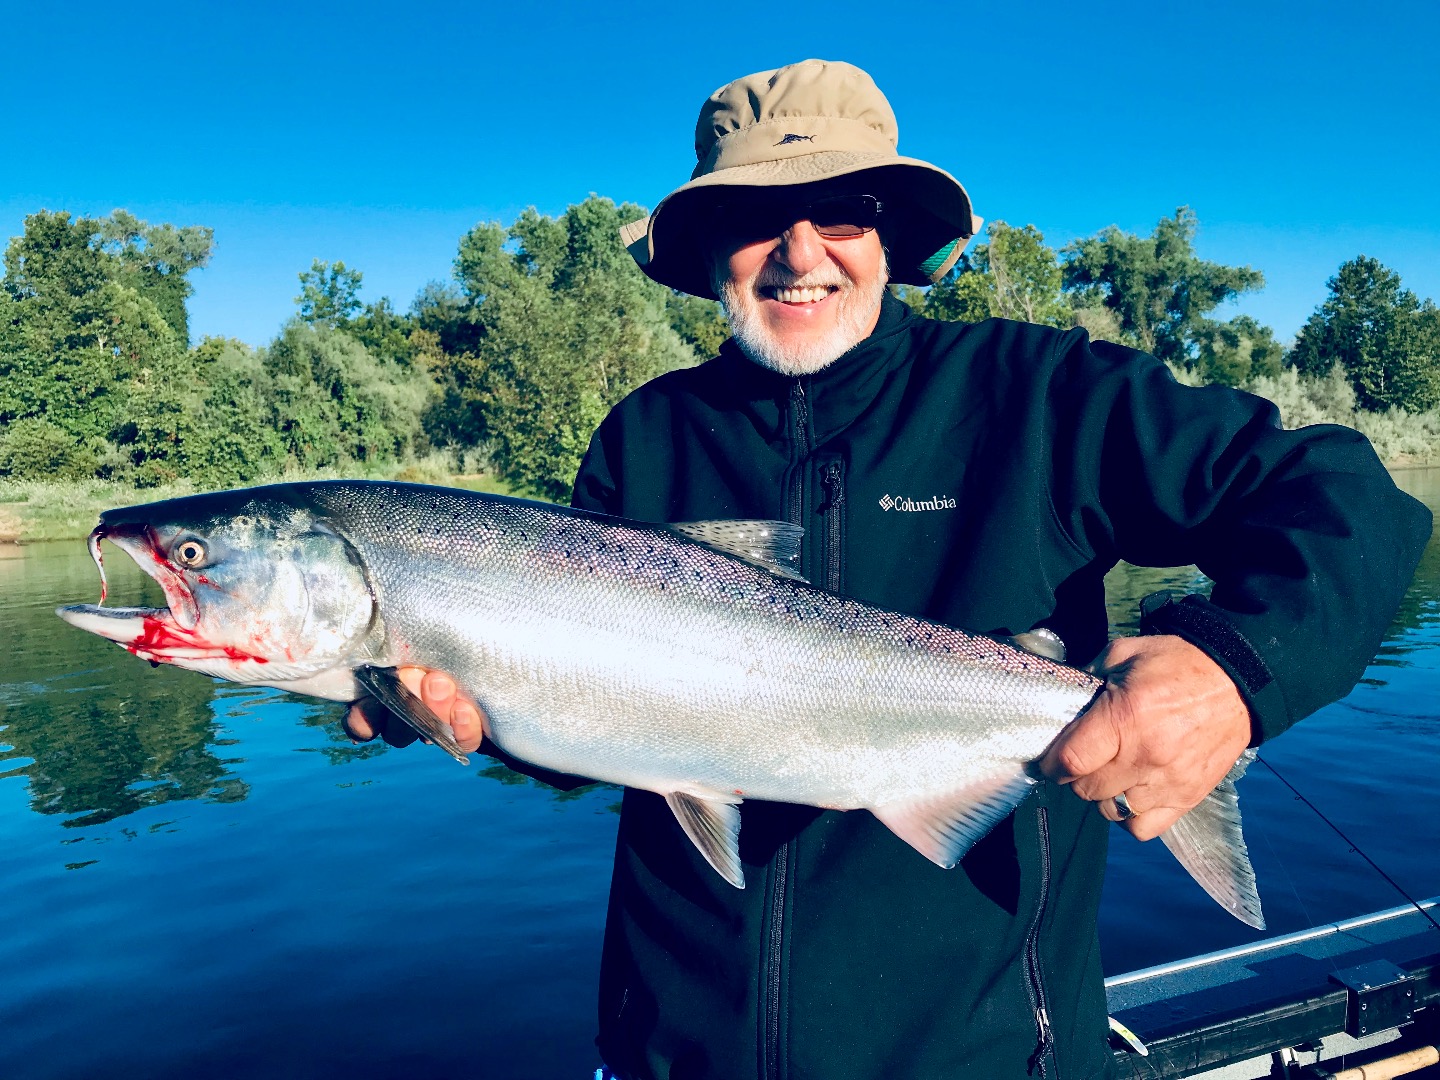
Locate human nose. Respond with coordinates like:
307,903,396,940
773,219,828,276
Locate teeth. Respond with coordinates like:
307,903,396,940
771,285,832,303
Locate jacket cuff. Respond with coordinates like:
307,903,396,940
1138,591,1288,745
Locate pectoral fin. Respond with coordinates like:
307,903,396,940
353,665,471,766
871,769,1037,868
1159,749,1265,929
665,790,745,888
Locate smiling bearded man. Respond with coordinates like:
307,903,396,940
346,58,1431,1080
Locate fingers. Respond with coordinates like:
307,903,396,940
413,669,486,751
343,695,420,749
344,667,487,754
1112,803,1186,842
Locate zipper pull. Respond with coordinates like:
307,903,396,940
821,460,845,508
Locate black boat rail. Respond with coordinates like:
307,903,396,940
1105,898,1440,1079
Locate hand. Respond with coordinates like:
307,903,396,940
1037,635,1253,841
342,667,488,753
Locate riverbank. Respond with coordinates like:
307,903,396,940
2,437,1432,543
0,466,523,543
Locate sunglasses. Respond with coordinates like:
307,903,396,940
712,194,884,242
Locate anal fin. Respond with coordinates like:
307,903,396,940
665,790,745,888
871,769,1036,869
353,665,470,766
1159,749,1265,929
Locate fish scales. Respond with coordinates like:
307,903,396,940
304,483,1099,807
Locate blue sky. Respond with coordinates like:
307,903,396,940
4,0,1437,348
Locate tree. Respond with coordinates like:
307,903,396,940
295,259,364,327
923,254,996,324
1290,256,1440,411
666,291,730,357
0,210,193,482
1190,315,1283,386
977,222,1071,326
97,209,214,345
1061,207,1265,365
921,223,1070,328
434,196,700,499
265,321,430,469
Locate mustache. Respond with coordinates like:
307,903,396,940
752,265,851,292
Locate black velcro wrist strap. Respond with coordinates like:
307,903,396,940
1138,591,1274,698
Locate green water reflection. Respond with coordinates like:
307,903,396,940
0,544,252,826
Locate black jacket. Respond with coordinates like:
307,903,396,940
563,294,1431,1079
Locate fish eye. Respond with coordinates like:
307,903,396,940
173,538,208,568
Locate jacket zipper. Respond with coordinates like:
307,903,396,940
761,380,811,1080
787,381,811,523
1024,806,1057,1078
820,460,845,593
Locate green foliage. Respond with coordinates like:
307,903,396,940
0,417,99,480
976,222,1071,327
433,196,700,500
1290,256,1440,411
923,255,995,323
1245,364,1440,464
1061,207,1265,364
184,338,287,487
1070,304,1140,348
1190,314,1283,386
921,223,1069,328
296,259,364,327
0,210,199,485
265,321,429,470
97,209,214,345
666,291,730,357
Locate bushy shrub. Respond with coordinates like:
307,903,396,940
0,418,99,480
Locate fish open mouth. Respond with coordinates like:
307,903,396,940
55,523,242,664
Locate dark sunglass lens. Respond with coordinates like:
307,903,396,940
810,195,880,238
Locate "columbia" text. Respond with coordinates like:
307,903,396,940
878,494,957,512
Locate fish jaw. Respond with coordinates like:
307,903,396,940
54,602,270,668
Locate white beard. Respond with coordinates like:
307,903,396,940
717,256,889,377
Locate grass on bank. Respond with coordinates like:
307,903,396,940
0,453,525,544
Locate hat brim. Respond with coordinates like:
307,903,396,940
624,154,981,299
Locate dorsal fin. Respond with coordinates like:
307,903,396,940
669,520,806,581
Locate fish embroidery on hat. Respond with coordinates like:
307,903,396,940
775,133,815,146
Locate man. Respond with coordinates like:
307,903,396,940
348,60,1431,1079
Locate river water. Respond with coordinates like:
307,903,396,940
2,472,1437,1078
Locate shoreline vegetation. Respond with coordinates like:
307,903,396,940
0,455,519,544
5,202,1438,544
3,436,1433,545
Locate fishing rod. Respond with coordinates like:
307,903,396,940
1256,754,1440,934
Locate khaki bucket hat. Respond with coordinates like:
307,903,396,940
621,59,982,300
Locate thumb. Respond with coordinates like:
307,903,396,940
1038,691,1121,784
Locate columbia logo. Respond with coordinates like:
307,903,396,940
879,494,957,512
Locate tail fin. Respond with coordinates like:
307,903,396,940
1159,749,1265,929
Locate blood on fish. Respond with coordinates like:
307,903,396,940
124,614,267,664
